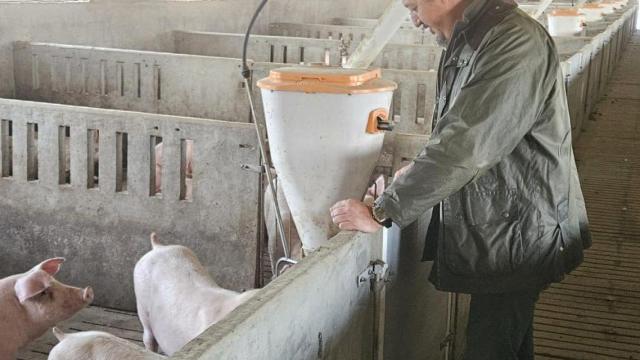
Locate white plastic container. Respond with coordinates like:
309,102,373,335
579,4,606,22
601,0,626,12
600,2,616,14
258,67,396,252
519,4,538,17
548,9,584,36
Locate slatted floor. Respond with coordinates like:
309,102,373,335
534,34,640,360
16,306,143,360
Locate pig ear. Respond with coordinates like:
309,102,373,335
14,271,50,304
52,327,67,341
35,257,65,276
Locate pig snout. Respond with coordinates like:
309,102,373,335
38,283,93,329
83,287,94,303
56,283,93,316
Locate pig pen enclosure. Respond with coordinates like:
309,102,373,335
0,35,428,359
0,1,637,359
3,43,263,359
0,28,450,359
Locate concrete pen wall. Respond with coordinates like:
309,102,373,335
0,0,391,98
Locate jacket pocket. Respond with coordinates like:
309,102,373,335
443,189,524,277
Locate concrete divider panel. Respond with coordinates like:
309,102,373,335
0,99,260,311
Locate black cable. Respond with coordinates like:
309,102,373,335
240,0,292,264
242,0,269,79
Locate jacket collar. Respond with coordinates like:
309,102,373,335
451,0,518,51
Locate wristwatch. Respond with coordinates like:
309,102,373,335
371,202,393,228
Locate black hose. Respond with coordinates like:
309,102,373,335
242,0,269,79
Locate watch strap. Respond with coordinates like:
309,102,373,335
372,203,392,228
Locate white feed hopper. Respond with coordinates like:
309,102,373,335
548,8,584,36
579,3,606,22
257,67,397,253
599,0,625,13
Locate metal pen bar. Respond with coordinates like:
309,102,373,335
243,79,292,263
241,0,296,276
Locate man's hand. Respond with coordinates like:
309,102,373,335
330,199,382,233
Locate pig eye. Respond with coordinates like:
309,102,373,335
40,288,53,300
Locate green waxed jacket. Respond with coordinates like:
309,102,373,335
375,0,591,293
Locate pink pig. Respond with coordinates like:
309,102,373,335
154,140,193,198
134,233,258,356
0,258,93,359
48,327,165,360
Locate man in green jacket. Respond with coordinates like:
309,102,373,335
330,0,591,358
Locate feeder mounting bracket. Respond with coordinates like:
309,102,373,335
357,260,389,288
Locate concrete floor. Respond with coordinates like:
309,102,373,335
534,34,640,360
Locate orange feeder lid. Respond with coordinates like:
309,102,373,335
256,66,397,94
550,8,581,16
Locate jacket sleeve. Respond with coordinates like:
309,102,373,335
377,25,558,228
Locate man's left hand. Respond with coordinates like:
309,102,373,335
330,199,382,233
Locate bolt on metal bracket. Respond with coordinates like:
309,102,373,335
357,259,389,288
240,164,278,178
240,163,264,173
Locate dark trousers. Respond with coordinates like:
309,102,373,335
463,290,540,360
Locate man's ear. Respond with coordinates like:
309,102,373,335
15,271,50,304
33,257,65,276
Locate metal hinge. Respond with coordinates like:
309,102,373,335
240,164,264,173
240,164,278,179
357,259,389,288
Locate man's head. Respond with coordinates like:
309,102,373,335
403,0,473,45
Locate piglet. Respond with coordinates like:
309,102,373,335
154,140,193,198
134,233,258,356
0,258,93,359
48,327,165,360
